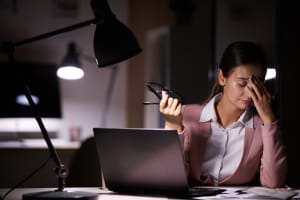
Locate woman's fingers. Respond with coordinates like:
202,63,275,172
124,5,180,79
246,76,276,125
159,91,183,132
249,77,263,97
160,91,181,116
248,76,271,102
174,103,182,115
254,76,269,94
160,91,169,110
170,98,180,115
247,84,258,102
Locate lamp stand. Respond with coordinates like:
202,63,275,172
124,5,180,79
22,190,98,200
1,17,100,200
5,45,98,200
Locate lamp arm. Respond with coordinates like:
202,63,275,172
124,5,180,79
7,50,67,191
101,65,118,127
0,18,100,54
13,18,99,48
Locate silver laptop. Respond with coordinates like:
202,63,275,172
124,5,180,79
93,128,225,197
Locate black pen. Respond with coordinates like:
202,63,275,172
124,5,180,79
235,190,247,195
143,102,159,105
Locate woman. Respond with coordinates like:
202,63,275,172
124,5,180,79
159,41,287,188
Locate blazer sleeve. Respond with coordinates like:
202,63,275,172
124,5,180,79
179,104,211,181
260,120,288,188
178,105,198,176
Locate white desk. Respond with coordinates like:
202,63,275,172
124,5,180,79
1,187,300,200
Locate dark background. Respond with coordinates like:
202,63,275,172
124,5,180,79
0,62,61,118
277,0,300,188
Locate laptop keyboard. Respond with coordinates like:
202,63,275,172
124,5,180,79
188,187,226,196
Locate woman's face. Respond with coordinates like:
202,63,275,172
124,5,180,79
218,64,265,111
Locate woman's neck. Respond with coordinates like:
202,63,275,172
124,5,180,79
215,98,244,128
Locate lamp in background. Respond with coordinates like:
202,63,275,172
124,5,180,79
57,42,84,80
0,0,141,199
265,68,276,80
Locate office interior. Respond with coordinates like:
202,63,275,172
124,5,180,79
0,0,299,190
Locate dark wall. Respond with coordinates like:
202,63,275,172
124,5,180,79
277,0,300,187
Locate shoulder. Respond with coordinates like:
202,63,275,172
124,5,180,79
182,104,204,112
182,103,206,121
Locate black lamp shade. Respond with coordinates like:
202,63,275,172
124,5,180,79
93,19,142,67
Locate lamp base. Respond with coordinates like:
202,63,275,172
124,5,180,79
22,190,98,200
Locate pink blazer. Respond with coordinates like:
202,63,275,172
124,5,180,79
179,104,287,188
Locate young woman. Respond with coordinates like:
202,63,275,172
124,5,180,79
159,41,287,188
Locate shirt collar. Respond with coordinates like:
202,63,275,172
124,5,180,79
199,93,253,128
200,93,221,123
238,109,253,128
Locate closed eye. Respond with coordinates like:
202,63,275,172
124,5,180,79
237,81,248,87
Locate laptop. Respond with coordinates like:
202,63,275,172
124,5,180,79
93,128,225,197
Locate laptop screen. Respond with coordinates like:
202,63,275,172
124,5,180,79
93,128,189,194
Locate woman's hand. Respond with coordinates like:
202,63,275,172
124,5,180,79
160,91,184,133
247,76,277,125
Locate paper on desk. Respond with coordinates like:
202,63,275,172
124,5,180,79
195,187,298,199
195,187,260,199
243,187,298,200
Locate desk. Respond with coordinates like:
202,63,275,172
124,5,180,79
1,187,300,200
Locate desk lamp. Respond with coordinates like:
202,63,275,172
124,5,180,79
0,0,141,199
57,42,85,80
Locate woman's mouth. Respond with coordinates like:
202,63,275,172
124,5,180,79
241,99,253,106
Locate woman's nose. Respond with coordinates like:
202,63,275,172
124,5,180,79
245,85,252,99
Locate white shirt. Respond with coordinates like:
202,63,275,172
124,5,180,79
199,93,253,185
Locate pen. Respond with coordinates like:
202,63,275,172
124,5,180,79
143,102,159,105
235,190,247,194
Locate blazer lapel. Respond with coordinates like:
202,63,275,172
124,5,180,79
220,116,261,184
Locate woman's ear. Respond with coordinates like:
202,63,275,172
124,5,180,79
218,69,226,86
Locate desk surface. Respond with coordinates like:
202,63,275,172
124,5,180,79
1,187,300,200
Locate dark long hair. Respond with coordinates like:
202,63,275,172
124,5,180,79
207,41,268,101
